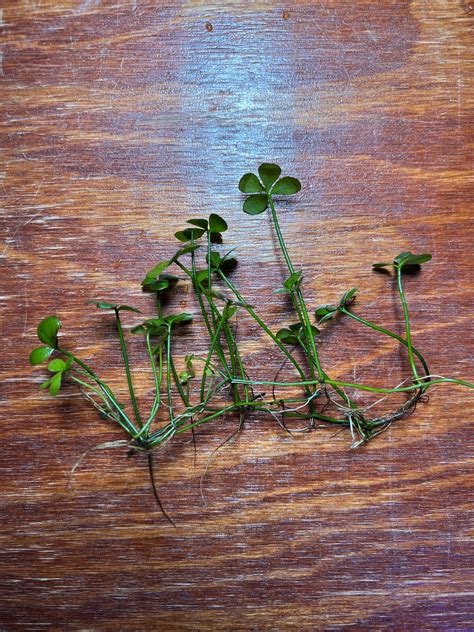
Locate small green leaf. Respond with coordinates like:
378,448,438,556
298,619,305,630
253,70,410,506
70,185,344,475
175,228,206,243
165,313,194,326
339,287,357,308
395,252,432,268
300,324,320,338
207,251,221,269
47,358,66,373
276,328,299,346
140,319,168,336
209,213,228,234
239,173,264,193
288,323,302,332
37,316,61,348
49,372,62,396
186,218,208,230
243,193,268,215
131,325,147,335
171,244,200,261
373,253,432,271
40,378,53,390
284,271,303,291
223,304,238,319
89,300,116,310
179,370,193,385
271,176,301,196
258,163,281,190
195,269,209,287
143,260,170,284
315,305,337,324
142,279,169,292
29,346,54,365
88,301,141,313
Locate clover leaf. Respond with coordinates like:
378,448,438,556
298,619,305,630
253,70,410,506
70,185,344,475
37,316,61,349
175,227,206,243
373,252,432,272
271,177,301,195
29,346,55,365
258,163,282,190
87,301,141,313
238,173,264,193
243,193,269,215
240,164,301,216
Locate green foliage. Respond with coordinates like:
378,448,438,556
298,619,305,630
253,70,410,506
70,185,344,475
276,322,319,345
340,287,358,307
243,193,268,215
29,158,472,521
37,316,61,348
239,173,264,193
175,227,206,243
271,177,301,196
88,301,141,313
239,163,301,215
49,372,62,397
258,163,281,190
29,346,54,365
187,218,209,230
48,358,66,372
373,252,432,271
315,288,358,324
209,213,228,234
38,356,72,396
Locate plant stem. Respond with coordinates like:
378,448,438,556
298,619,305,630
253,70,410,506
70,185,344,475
58,348,137,435
218,270,308,385
115,309,142,427
230,376,474,393
396,266,419,382
200,308,230,402
166,326,174,423
139,332,163,435
339,307,430,382
268,194,324,381
176,258,231,378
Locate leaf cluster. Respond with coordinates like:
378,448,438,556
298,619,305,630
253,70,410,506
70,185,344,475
239,163,301,215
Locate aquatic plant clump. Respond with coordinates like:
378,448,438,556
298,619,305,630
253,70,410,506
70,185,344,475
30,163,473,522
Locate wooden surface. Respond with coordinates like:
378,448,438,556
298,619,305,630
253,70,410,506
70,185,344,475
1,1,473,630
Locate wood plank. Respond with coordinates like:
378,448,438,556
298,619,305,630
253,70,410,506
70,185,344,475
1,1,473,629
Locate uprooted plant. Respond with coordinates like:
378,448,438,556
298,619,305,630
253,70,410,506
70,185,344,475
30,163,473,524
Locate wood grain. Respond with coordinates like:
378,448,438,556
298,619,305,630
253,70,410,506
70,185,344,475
1,1,473,630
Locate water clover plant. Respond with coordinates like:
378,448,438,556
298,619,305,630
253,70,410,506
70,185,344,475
30,163,473,523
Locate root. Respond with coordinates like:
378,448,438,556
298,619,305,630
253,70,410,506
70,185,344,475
147,453,176,527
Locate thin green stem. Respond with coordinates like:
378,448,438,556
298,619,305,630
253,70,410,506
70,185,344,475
268,194,324,381
200,308,230,402
217,270,308,385
176,258,231,377
230,376,474,393
115,309,142,427
58,348,137,435
166,326,174,423
340,307,430,382
140,332,163,435
396,267,419,382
